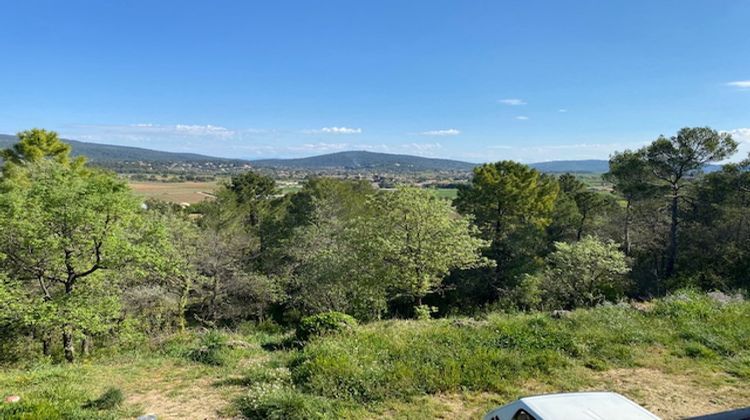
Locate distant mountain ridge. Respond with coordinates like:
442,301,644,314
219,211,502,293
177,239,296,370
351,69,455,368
528,159,610,173
0,134,246,164
1,133,630,173
251,150,476,171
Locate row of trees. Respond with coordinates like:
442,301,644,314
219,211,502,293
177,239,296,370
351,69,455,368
0,126,748,363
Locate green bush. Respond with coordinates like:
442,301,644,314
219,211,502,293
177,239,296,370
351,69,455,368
237,387,333,420
187,330,229,366
256,319,286,335
296,312,357,343
83,387,124,410
653,289,719,319
414,305,437,320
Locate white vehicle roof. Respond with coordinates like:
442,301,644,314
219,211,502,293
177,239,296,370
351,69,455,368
484,392,660,420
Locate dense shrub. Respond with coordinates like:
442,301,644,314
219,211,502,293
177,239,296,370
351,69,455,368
414,304,438,320
187,330,229,365
540,237,630,309
295,312,357,343
654,290,750,358
83,387,124,410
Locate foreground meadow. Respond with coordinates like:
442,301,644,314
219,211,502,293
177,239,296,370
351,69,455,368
1,292,748,419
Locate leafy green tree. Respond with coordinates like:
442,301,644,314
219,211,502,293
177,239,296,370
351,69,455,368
0,274,37,361
540,236,630,309
0,160,150,362
281,177,375,229
1,128,71,164
455,161,558,295
1,129,85,177
272,179,379,320
604,150,655,255
142,210,204,331
557,173,612,241
226,171,277,227
644,127,737,278
546,186,581,244
195,228,280,325
676,154,750,290
361,187,489,314
200,171,277,273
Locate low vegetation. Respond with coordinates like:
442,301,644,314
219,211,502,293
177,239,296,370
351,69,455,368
1,292,749,419
1,127,749,418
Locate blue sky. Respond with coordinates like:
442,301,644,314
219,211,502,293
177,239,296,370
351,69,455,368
1,1,749,162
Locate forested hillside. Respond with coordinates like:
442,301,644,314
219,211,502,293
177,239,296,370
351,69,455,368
251,150,477,171
0,134,245,164
2,133,633,174
1,127,749,418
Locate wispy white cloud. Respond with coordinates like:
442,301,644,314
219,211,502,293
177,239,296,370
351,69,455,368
726,129,750,161
498,98,526,106
558,109,568,113
726,128,750,143
729,128,750,160
174,124,235,137
727,81,750,89
419,128,460,136
480,141,650,163
515,116,529,120
69,123,237,141
306,126,362,134
479,131,750,164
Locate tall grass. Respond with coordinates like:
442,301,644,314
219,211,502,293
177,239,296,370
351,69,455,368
290,291,750,403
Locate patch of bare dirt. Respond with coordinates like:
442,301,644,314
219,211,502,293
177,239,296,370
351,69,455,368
410,368,749,420
592,368,750,419
125,374,237,420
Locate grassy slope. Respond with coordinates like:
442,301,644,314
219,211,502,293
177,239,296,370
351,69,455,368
285,292,750,418
1,292,748,419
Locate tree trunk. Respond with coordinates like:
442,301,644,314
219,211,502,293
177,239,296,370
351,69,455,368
492,199,504,288
665,192,679,278
42,338,51,356
210,276,219,322
624,200,632,256
63,328,75,363
80,335,91,357
493,226,502,284
178,282,189,332
576,213,586,241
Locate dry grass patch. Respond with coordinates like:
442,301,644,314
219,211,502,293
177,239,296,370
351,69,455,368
125,373,237,419
593,367,750,420
94,358,246,419
128,181,218,204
